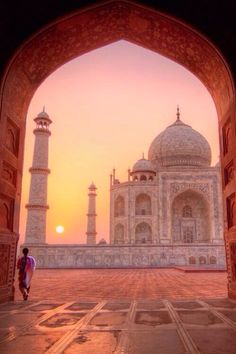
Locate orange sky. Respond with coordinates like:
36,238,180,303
19,40,219,245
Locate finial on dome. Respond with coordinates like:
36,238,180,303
43,106,45,112
142,152,144,159
176,105,180,121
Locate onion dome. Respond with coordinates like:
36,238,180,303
132,157,155,173
148,108,211,168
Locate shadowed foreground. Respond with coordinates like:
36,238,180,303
1,269,235,354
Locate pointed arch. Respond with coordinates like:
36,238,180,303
114,223,125,244
135,193,152,215
0,0,235,301
171,189,211,243
135,222,152,244
114,195,125,217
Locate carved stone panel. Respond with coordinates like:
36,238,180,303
0,195,14,231
222,119,232,156
181,220,196,243
5,118,19,156
170,182,210,200
227,193,236,229
1,162,17,187
224,161,234,185
0,244,10,286
230,242,236,281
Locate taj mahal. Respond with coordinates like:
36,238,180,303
21,108,226,268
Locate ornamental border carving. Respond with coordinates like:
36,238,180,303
170,182,210,200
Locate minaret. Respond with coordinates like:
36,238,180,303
24,108,52,244
86,182,97,245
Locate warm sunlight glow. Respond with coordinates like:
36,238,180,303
56,225,64,234
20,40,219,245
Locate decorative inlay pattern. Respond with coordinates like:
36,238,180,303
2,0,233,126
222,118,232,156
0,244,10,286
0,195,14,231
230,242,236,281
1,162,17,186
170,182,210,199
5,118,19,156
227,193,236,228
224,161,234,185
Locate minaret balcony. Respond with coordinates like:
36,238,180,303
29,167,50,174
25,204,49,210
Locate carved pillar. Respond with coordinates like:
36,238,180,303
24,109,52,244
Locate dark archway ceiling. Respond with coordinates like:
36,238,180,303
0,0,236,80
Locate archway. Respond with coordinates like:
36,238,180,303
135,193,152,215
171,190,211,243
114,195,125,217
0,0,235,302
114,223,125,244
135,222,152,244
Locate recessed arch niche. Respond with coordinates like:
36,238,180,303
171,190,211,243
0,0,235,302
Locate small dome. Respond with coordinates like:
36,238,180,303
34,107,52,124
98,238,107,245
148,116,211,168
132,158,155,173
89,182,96,190
37,111,49,119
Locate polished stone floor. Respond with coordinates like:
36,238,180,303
1,298,236,353
1,269,234,353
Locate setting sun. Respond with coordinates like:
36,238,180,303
56,225,64,234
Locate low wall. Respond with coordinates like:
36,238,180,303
20,243,226,268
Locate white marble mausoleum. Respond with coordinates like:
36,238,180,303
22,108,226,268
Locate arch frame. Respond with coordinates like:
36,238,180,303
114,195,125,217
171,188,212,243
135,192,152,216
0,0,236,301
135,221,152,244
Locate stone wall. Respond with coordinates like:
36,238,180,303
21,243,226,269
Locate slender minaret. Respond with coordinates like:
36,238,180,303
24,108,52,244
86,182,97,245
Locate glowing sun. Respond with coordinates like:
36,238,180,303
56,225,64,234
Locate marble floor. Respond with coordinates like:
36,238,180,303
1,298,236,353
1,269,234,354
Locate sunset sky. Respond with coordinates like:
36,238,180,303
19,40,219,245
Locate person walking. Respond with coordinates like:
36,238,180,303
17,248,36,300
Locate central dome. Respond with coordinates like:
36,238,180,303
148,115,211,168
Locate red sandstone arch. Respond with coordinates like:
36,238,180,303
0,0,236,302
